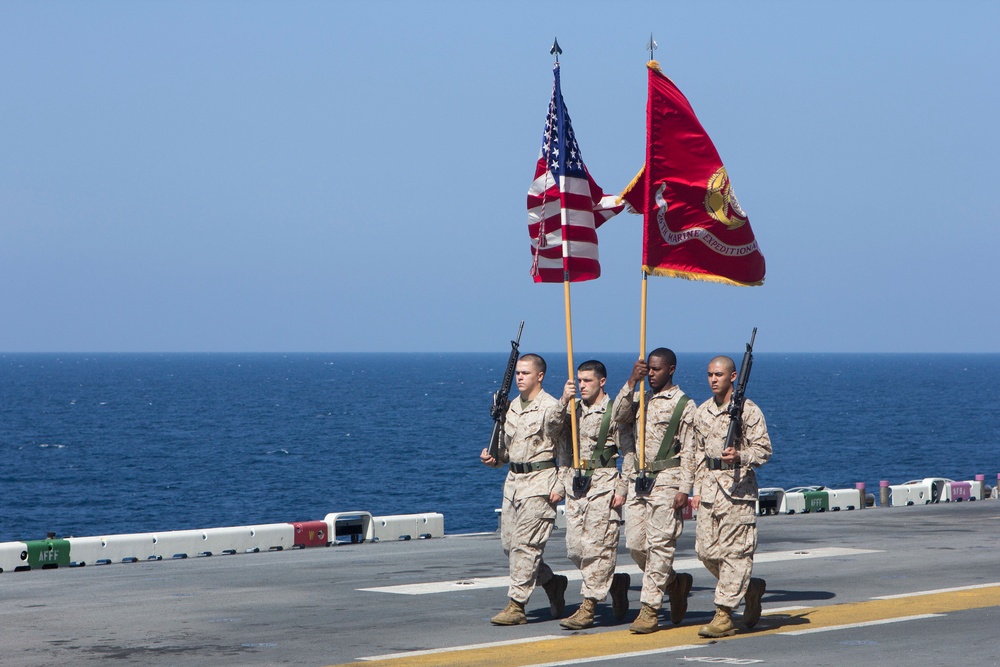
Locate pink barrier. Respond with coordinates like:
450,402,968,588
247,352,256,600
947,481,971,502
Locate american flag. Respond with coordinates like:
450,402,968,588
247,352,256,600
527,64,623,283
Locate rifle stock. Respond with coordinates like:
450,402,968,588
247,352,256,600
487,321,524,460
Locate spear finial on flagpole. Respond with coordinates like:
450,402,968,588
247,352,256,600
647,33,657,62
551,37,562,63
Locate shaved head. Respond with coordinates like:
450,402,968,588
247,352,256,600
710,356,736,374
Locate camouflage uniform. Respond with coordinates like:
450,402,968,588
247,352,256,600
492,390,568,603
559,394,632,601
613,383,697,610
692,398,772,610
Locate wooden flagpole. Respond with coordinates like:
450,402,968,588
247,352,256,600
564,279,580,469
551,36,580,471
637,270,648,472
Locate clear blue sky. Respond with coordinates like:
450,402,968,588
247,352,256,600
2,1,997,354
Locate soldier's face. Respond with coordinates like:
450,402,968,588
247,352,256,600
647,356,674,392
515,360,543,395
577,370,605,404
707,361,737,398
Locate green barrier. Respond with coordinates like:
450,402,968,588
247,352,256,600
802,490,830,513
24,539,71,569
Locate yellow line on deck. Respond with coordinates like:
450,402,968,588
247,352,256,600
327,585,1000,667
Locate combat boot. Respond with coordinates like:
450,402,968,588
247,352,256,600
490,598,527,626
698,606,737,638
542,574,568,618
666,572,693,625
560,597,596,630
628,603,660,634
743,577,766,628
610,572,631,621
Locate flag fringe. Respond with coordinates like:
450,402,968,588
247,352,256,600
643,265,764,287
617,165,645,208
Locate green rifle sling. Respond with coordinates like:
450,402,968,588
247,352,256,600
637,394,690,473
578,406,616,476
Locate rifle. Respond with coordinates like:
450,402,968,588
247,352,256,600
486,321,524,460
725,327,756,492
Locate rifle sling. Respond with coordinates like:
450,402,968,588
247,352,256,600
577,407,616,477
636,394,690,475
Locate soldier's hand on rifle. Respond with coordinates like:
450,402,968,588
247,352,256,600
480,448,497,466
561,378,576,406
627,359,648,389
721,446,740,465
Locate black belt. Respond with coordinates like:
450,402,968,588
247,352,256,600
509,460,556,474
706,458,734,471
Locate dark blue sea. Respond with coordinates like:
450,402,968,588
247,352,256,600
2,353,998,543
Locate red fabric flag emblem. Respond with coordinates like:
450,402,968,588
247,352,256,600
621,62,765,286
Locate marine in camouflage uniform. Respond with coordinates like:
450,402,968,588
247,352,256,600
612,348,698,634
480,354,570,626
555,360,633,630
691,355,772,638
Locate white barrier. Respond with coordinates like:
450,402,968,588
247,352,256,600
890,478,949,506
324,511,374,544
371,513,444,541
68,533,159,564
0,542,28,572
827,488,863,511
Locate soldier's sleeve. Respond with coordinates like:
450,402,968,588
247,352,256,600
612,420,634,497
611,383,637,425
676,400,698,495
691,408,707,497
740,402,772,468
542,395,569,438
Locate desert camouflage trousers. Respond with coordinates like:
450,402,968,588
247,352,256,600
500,493,557,603
695,494,758,609
624,482,685,609
565,486,622,600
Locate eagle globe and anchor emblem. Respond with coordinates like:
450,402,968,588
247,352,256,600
655,165,748,241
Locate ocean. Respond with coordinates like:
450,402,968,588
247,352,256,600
1,352,998,542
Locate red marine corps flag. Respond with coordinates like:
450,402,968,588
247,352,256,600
620,60,766,286
527,62,624,283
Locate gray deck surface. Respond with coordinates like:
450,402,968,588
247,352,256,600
3,501,999,666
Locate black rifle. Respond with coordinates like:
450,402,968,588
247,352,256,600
486,321,524,461
725,327,756,492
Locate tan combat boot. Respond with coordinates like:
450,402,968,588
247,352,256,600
742,577,766,628
666,572,693,625
490,598,527,626
560,597,597,630
628,603,660,634
542,574,568,618
698,605,737,638
610,572,631,621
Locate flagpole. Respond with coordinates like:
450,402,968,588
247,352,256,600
637,270,648,472
550,36,580,472
564,276,580,470
636,36,656,479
